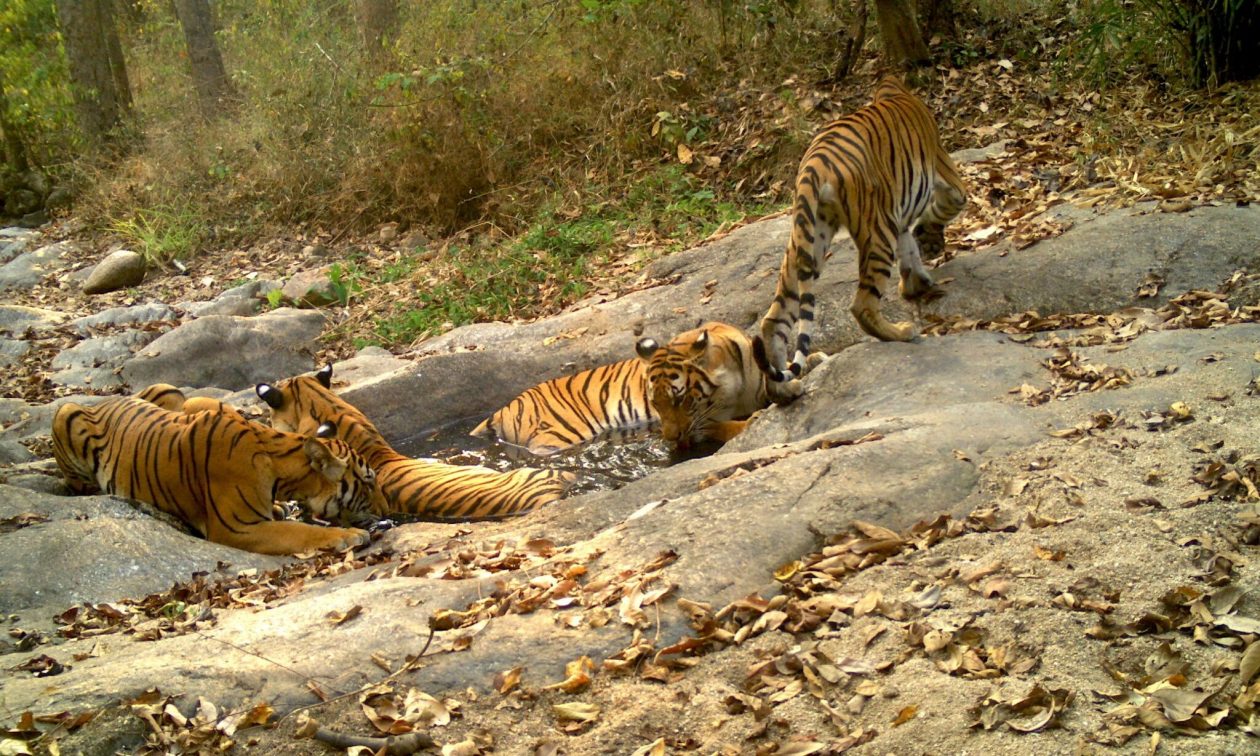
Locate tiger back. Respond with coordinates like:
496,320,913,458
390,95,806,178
51,392,382,556
634,322,767,449
753,75,967,399
256,365,574,522
470,359,654,456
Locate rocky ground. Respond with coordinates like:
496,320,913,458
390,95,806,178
1,193,1259,756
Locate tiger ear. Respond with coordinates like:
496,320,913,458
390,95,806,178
256,383,284,409
635,337,659,361
315,421,338,438
303,437,346,481
316,364,333,389
694,330,709,352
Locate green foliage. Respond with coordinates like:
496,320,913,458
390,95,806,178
107,204,206,265
327,262,364,307
265,287,284,310
0,0,75,165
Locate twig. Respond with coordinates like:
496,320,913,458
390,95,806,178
299,719,433,755
279,627,436,723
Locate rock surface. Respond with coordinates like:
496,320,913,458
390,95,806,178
81,249,147,294
119,307,326,391
1,206,1258,754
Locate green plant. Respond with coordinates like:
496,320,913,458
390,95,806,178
107,205,206,265
327,263,363,307
265,288,284,309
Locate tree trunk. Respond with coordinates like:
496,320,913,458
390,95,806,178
917,0,957,42
873,0,931,67
172,0,235,117
54,0,132,143
355,0,400,61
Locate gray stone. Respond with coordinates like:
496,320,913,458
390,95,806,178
280,265,339,308
0,240,76,291
0,234,32,265
0,336,29,366
82,249,147,294
180,279,282,318
45,185,74,211
0,438,33,465
70,303,178,335
51,330,158,389
18,209,49,228
4,187,38,216
0,304,66,335
120,307,326,391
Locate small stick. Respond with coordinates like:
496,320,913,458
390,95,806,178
308,722,433,754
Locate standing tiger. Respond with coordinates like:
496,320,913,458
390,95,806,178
52,391,384,555
635,322,768,449
471,359,655,456
753,75,967,396
256,365,574,521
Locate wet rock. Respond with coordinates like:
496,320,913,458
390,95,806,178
82,249,147,294
120,308,326,391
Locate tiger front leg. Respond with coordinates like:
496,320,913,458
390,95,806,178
209,519,369,556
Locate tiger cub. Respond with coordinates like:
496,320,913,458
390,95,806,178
753,75,966,398
635,322,768,449
51,392,385,555
256,365,574,521
471,359,655,456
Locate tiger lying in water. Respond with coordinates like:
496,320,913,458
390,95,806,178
52,385,384,555
635,322,770,449
256,365,573,521
471,359,655,456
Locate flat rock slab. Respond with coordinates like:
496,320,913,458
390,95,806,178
0,241,77,291
120,308,326,391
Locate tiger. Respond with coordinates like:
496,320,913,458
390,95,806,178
753,75,967,398
256,365,575,521
132,383,246,420
470,359,655,456
51,391,386,555
634,321,768,449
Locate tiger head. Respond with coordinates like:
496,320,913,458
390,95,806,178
293,421,387,519
256,364,374,437
634,322,767,449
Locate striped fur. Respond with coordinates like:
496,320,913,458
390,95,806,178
634,322,768,448
51,391,383,555
470,359,655,455
256,365,574,522
753,76,967,399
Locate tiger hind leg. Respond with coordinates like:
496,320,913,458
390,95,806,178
850,220,917,342
912,177,967,259
896,231,938,301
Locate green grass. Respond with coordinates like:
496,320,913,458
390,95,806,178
106,204,207,265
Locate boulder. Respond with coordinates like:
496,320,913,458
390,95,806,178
51,330,159,389
70,303,177,335
82,249,147,294
279,265,339,308
180,279,282,318
0,304,66,335
120,308,326,391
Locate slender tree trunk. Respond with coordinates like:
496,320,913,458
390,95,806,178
172,0,236,117
102,0,134,112
873,0,931,67
355,0,399,62
54,0,132,144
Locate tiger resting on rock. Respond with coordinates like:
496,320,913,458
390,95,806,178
52,385,384,555
257,365,573,521
753,75,967,400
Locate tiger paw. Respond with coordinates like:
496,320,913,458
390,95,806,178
913,223,946,258
898,269,936,301
327,527,370,551
766,377,804,405
852,306,917,342
804,351,829,372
